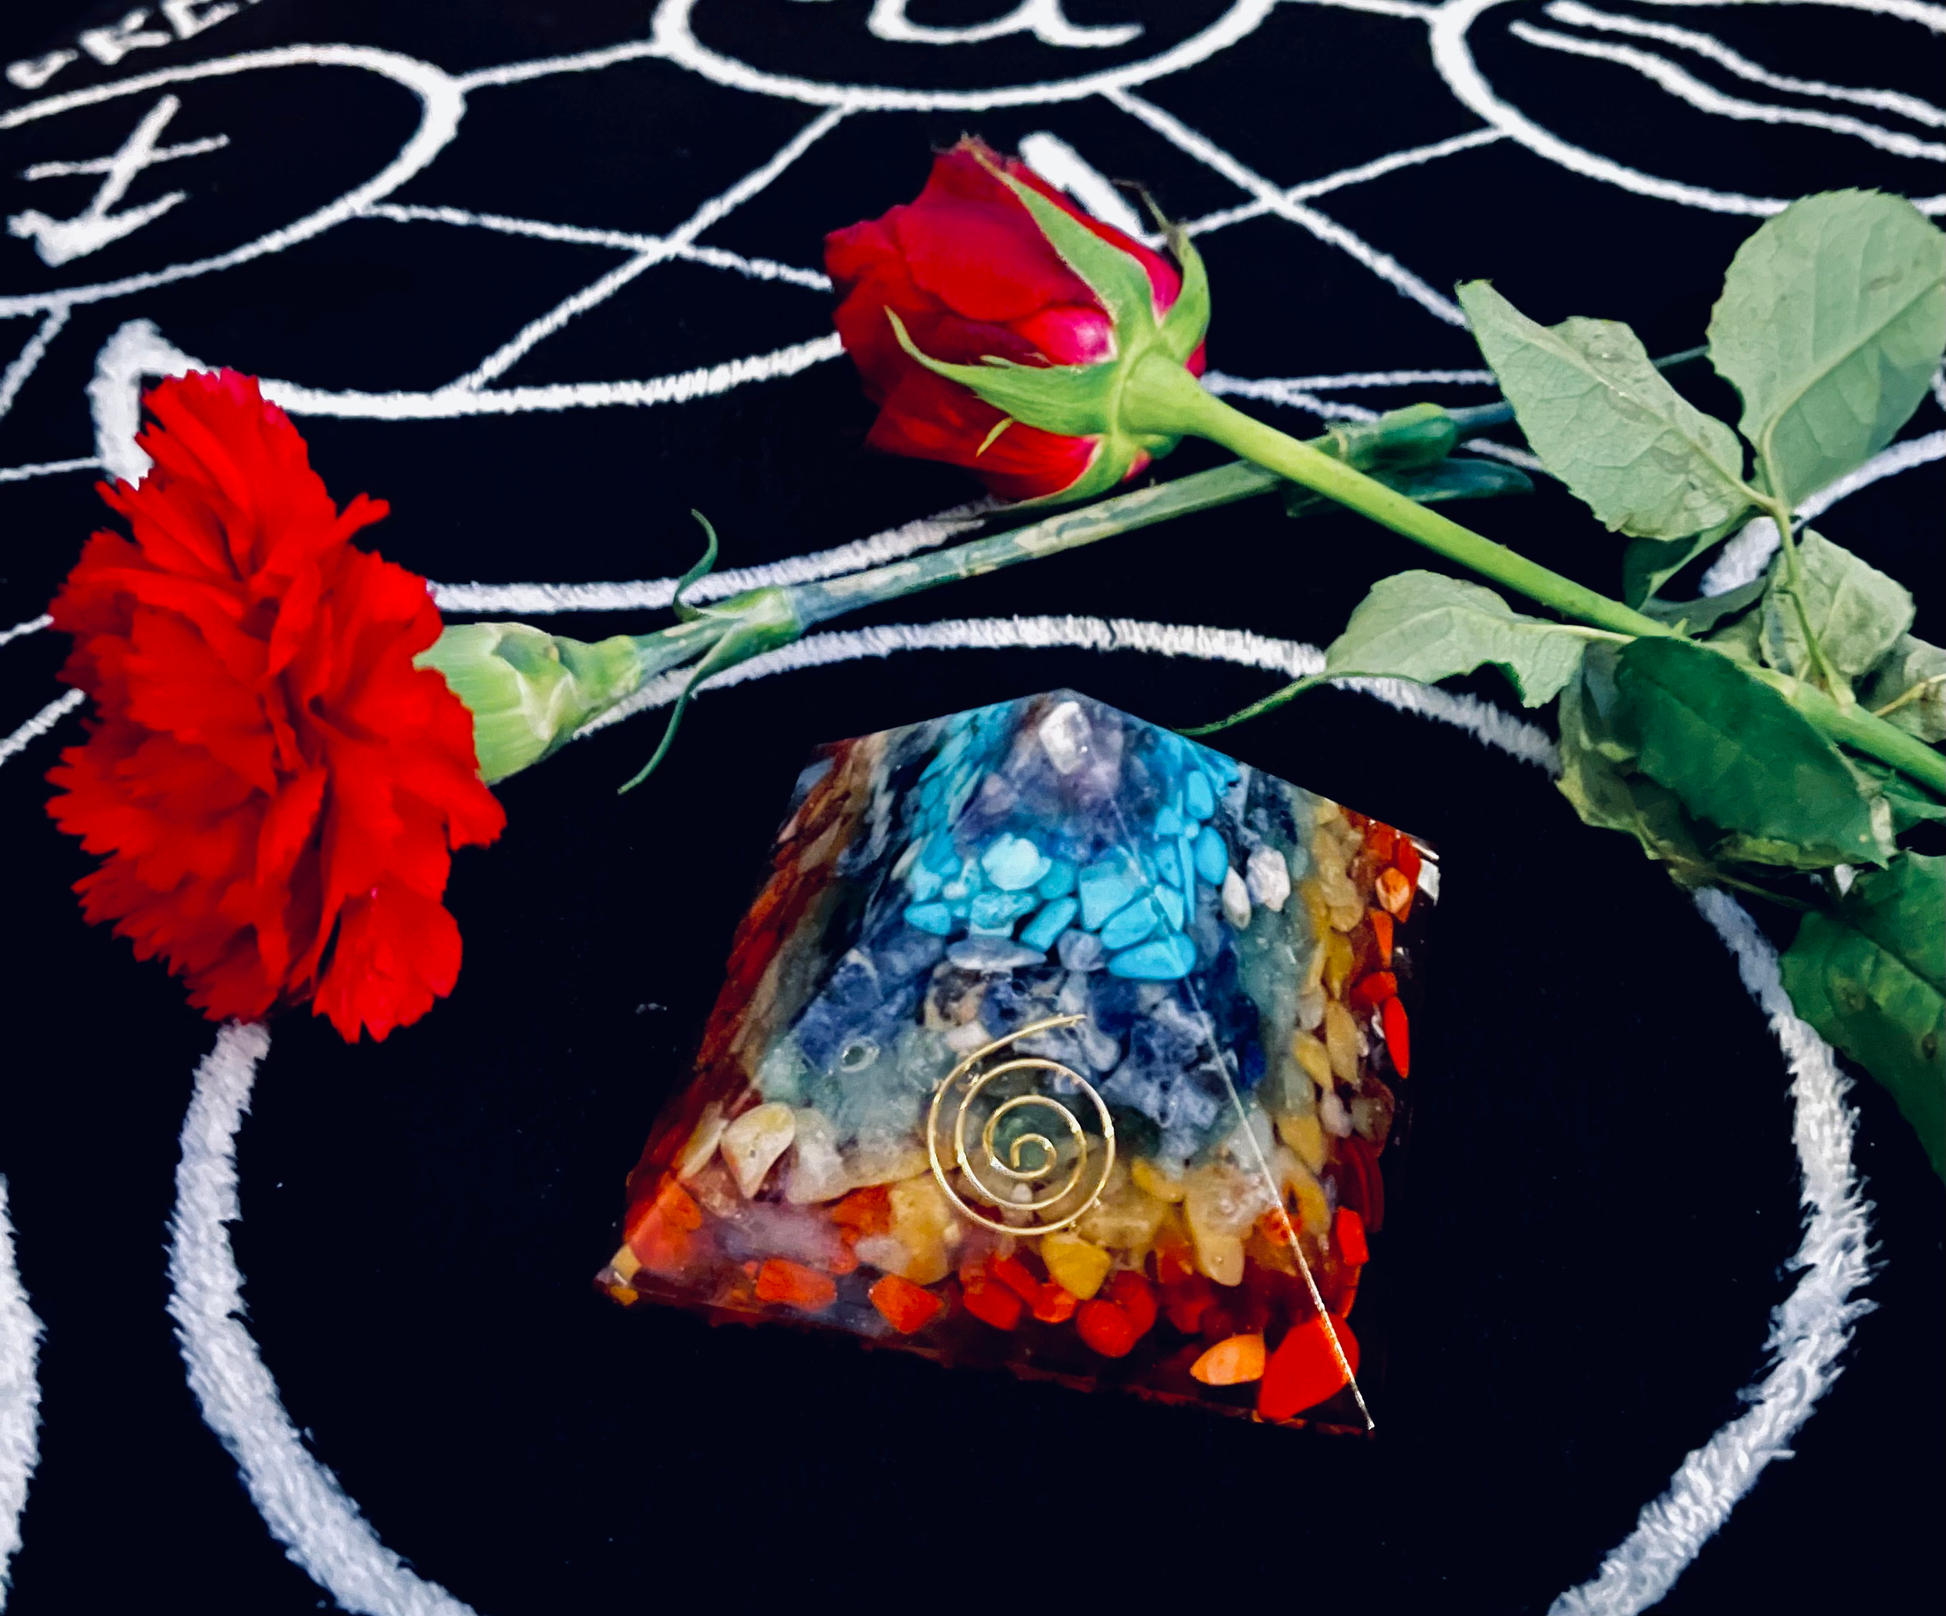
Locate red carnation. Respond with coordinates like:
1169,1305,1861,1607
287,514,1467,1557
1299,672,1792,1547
826,138,1207,502
46,371,504,1041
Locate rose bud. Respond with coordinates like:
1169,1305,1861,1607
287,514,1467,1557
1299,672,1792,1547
826,137,1209,503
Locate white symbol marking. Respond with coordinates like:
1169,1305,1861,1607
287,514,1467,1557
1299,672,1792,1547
1511,17,1946,162
865,0,1142,48
78,8,174,68
0,46,464,317
1546,1,1946,129
0,1178,45,1606
1429,0,1946,217
650,0,1273,110
0,309,69,418
5,52,78,92
8,95,224,268
162,0,243,40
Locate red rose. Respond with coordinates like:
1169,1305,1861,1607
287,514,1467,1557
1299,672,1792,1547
827,138,1207,502
46,371,505,1041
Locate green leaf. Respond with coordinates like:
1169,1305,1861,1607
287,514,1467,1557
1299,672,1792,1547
1621,510,1747,607
1708,190,1946,509
1782,853,1946,1179
1283,455,1532,517
1758,528,1915,682
1457,281,1754,538
1324,570,1594,707
1556,675,1724,886
1861,633,1946,742
1588,637,1894,865
1637,569,1771,636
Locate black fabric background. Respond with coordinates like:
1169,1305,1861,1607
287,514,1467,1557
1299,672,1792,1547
1,3,1940,1611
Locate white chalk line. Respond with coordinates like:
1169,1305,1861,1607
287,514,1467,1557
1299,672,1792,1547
0,1181,44,1612
1287,0,1442,18
0,312,68,421
1543,0,1946,130
450,105,848,392
1182,126,1510,236
1550,889,1873,1615
453,38,669,92
1510,20,1946,162
0,458,101,485
358,204,831,290
169,1023,477,1616
1017,131,1154,242
1103,87,1469,325
0,46,467,319
1429,0,1946,217
1629,0,1945,35
646,0,1279,111
0,690,82,769
0,617,51,651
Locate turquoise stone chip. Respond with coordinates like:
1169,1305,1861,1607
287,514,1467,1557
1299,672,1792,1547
1156,884,1185,931
1107,932,1198,980
1194,826,1229,886
982,833,1050,892
906,862,945,903
923,834,960,874
1038,857,1077,900
903,901,955,936
1185,771,1215,820
970,890,1037,930
1099,893,1162,951
1154,805,1184,837
1078,853,1140,930
1019,896,1079,952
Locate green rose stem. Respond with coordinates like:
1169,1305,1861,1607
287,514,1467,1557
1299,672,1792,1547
1112,356,1946,796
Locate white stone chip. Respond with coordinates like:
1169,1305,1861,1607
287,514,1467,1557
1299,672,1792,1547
1037,699,1092,774
1220,866,1252,929
1245,845,1291,911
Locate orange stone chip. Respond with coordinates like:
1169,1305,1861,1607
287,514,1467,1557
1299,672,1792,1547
754,1258,837,1313
869,1273,944,1334
1190,1332,1267,1386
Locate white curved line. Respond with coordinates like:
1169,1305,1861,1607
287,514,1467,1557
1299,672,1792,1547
0,1180,44,1611
1550,889,1872,1615
648,0,1278,110
170,1023,478,1616
1544,0,1946,129
1104,87,1469,325
1429,0,1946,217
0,46,468,318
358,205,830,290
0,690,82,771
1510,21,1946,161
1629,0,1945,34
571,611,1562,770
450,106,846,391
259,332,847,420
430,502,992,614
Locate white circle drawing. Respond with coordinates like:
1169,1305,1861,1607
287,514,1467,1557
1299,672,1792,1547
0,45,465,318
649,0,1278,110
1429,0,1946,217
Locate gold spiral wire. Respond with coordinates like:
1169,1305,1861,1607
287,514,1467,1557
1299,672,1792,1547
926,1013,1115,1235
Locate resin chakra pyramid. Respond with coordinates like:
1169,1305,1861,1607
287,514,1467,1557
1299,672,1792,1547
599,691,1434,1430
